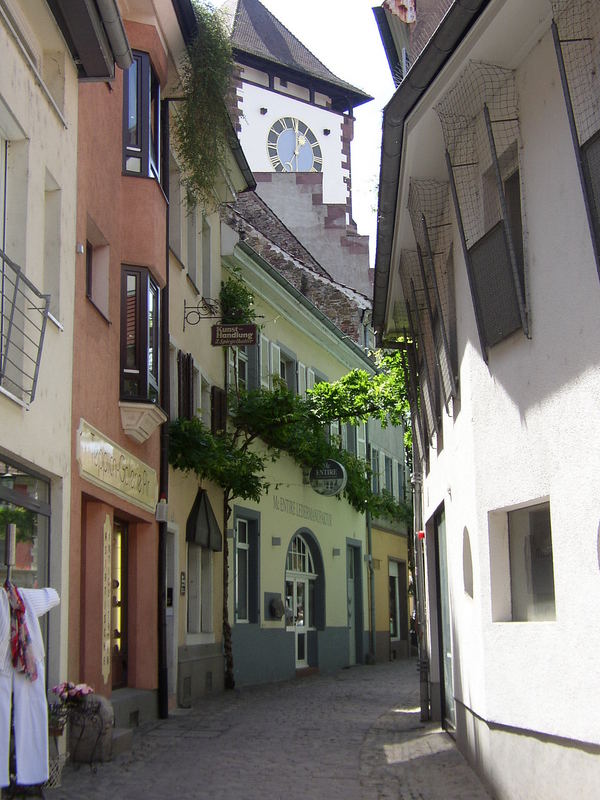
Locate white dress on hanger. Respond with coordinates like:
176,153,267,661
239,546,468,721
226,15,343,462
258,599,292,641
0,586,60,788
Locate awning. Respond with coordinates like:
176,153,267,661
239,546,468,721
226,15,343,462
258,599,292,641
185,489,222,551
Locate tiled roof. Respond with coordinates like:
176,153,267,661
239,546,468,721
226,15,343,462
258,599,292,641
222,191,370,342
220,0,371,107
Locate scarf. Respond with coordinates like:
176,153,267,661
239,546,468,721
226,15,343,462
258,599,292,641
4,581,37,681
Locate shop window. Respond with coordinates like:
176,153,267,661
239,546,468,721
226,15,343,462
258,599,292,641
0,458,50,590
123,51,160,180
187,544,212,635
234,510,259,624
120,266,160,403
508,502,555,621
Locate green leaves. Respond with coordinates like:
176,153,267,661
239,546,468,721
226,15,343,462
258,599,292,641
169,377,411,525
173,1,233,208
220,268,257,324
307,350,410,428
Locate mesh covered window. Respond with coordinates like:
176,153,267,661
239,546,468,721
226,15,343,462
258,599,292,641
435,62,528,356
552,0,600,276
407,180,457,408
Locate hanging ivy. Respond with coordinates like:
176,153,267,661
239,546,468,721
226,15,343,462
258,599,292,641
173,1,234,208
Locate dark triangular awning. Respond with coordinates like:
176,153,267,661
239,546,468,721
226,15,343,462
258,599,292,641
186,489,222,552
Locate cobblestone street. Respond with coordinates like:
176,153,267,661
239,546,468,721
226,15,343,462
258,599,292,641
47,659,490,800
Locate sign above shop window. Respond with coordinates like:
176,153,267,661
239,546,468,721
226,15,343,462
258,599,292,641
211,324,257,347
76,419,158,514
309,460,347,497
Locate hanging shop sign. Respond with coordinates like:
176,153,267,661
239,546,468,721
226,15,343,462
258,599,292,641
309,459,347,497
77,419,158,514
211,323,257,347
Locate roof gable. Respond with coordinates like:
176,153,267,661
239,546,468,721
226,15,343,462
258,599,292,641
220,0,371,110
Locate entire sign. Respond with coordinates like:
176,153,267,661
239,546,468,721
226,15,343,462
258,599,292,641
77,419,158,514
211,323,257,347
309,459,347,497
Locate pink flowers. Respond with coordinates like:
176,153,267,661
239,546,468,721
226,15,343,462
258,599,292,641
52,681,94,703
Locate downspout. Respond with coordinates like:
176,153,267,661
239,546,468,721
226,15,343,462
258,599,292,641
157,96,171,719
96,0,133,70
412,467,430,720
365,428,376,664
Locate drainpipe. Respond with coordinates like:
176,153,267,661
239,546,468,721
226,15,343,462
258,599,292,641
365,430,376,664
157,97,171,719
412,467,430,720
96,0,132,70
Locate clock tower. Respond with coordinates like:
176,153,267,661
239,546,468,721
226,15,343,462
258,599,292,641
220,0,373,296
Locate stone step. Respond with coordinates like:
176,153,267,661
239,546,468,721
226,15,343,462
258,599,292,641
110,726,133,759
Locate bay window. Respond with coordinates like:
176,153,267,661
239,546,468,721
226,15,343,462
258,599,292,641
123,51,160,180
120,266,160,403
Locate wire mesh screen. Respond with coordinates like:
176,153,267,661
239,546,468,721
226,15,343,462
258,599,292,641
436,61,519,248
552,0,600,147
407,180,456,405
399,250,437,440
0,249,49,404
409,0,455,68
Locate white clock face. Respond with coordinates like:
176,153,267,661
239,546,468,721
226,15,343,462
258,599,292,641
267,117,323,173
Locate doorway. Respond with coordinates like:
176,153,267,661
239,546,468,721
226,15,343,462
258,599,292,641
347,545,358,665
435,507,455,729
285,534,317,669
111,519,128,689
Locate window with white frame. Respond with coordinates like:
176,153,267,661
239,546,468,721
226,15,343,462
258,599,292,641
234,511,259,624
187,544,212,635
201,215,211,299
371,447,381,494
279,348,297,393
384,455,393,494
236,518,249,623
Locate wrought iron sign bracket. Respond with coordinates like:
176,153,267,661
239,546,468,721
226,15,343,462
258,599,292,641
183,297,222,330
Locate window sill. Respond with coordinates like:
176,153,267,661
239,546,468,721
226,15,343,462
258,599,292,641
47,312,64,332
185,632,215,646
86,295,111,325
119,400,168,443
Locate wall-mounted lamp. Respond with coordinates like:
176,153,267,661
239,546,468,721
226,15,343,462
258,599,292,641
260,107,268,115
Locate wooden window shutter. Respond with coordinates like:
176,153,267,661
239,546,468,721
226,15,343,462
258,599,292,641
211,385,227,433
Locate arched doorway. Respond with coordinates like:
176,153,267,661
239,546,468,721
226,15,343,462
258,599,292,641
285,532,322,669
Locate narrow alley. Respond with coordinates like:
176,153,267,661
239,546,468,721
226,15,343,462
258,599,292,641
47,660,490,800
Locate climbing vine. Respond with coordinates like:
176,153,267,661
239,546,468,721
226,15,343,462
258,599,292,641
172,1,234,208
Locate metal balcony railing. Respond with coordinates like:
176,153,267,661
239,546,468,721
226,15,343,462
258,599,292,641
0,247,49,405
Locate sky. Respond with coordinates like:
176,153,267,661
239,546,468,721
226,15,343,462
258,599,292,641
219,0,397,265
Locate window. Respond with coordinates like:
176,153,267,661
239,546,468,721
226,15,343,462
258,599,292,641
229,344,259,391
177,350,194,419
85,218,110,319
279,350,297,393
123,51,160,179
168,154,182,259
43,171,60,320
186,202,198,287
384,455,393,494
371,447,381,494
120,266,160,403
508,502,555,621
201,216,211,298
234,510,259,623
187,544,212,635
236,519,249,622
397,460,406,503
